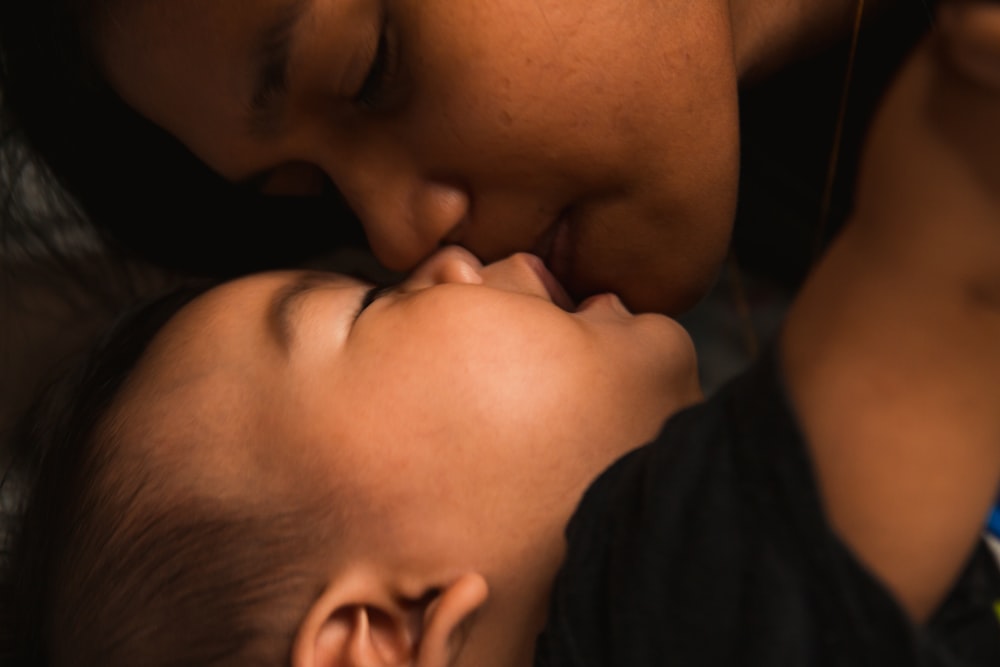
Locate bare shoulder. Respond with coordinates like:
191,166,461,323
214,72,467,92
781,23,1000,622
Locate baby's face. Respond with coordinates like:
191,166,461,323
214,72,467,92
97,0,740,313
120,248,700,573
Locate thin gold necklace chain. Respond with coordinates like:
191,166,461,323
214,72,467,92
731,0,867,361
816,0,942,247
814,0,867,255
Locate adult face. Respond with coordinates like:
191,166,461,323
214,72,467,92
98,0,741,313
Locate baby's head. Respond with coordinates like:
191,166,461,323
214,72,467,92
4,247,701,667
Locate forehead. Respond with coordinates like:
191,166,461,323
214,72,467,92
113,274,330,496
118,274,295,448
99,0,250,88
97,0,300,164
138,271,360,367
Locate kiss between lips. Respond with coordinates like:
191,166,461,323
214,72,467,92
522,246,632,317
532,209,576,295
529,209,632,316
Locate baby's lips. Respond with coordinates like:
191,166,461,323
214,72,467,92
522,253,576,311
576,292,632,317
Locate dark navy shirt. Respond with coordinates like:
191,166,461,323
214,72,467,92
536,347,1000,666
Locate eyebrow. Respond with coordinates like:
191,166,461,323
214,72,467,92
247,0,309,139
269,271,345,352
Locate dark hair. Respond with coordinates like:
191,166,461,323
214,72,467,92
1,285,334,667
0,0,366,276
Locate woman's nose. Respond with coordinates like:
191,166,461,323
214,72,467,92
406,246,484,289
323,151,470,271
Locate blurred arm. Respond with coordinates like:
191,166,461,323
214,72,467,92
781,19,1000,623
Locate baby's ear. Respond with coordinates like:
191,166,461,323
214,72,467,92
293,572,489,667
414,573,489,667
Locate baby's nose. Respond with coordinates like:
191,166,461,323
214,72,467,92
407,246,485,288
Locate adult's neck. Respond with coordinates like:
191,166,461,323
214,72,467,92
729,0,893,84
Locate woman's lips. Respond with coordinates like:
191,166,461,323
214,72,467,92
532,209,576,295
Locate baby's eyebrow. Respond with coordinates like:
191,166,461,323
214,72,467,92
269,271,346,352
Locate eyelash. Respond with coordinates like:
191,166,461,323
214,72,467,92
354,17,398,110
358,283,395,315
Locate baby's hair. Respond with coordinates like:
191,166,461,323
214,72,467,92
1,285,336,667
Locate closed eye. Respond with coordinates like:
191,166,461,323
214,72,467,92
354,283,396,321
354,14,398,110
